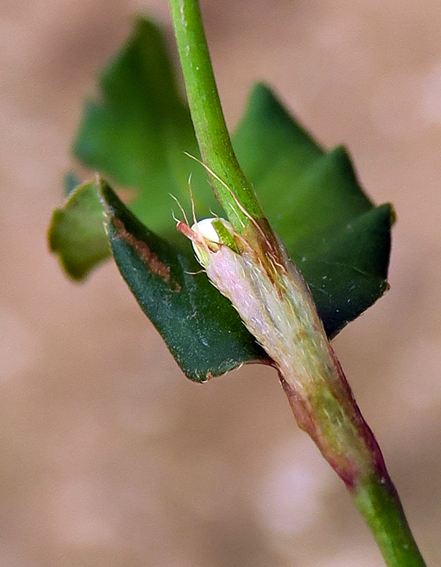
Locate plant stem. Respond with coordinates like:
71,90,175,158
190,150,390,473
168,0,264,232
168,1,427,566
353,473,426,567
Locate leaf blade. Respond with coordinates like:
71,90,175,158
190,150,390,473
72,17,218,243
51,18,394,379
100,179,266,380
233,83,393,336
48,179,110,280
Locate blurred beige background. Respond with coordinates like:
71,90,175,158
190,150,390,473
1,0,440,565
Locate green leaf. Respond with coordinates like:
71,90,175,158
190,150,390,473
48,178,111,280
233,83,393,337
294,204,393,337
50,176,265,380
101,179,266,381
51,17,393,379
233,85,374,248
72,16,218,244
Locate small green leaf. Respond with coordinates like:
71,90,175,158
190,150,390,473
294,204,393,337
48,179,110,280
50,176,265,379
233,83,393,336
100,179,266,381
72,16,218,243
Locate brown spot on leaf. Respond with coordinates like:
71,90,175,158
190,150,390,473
112,217,181,291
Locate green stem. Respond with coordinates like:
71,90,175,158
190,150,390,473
168,0,263,232
168,2,428,566
354,473,426,567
